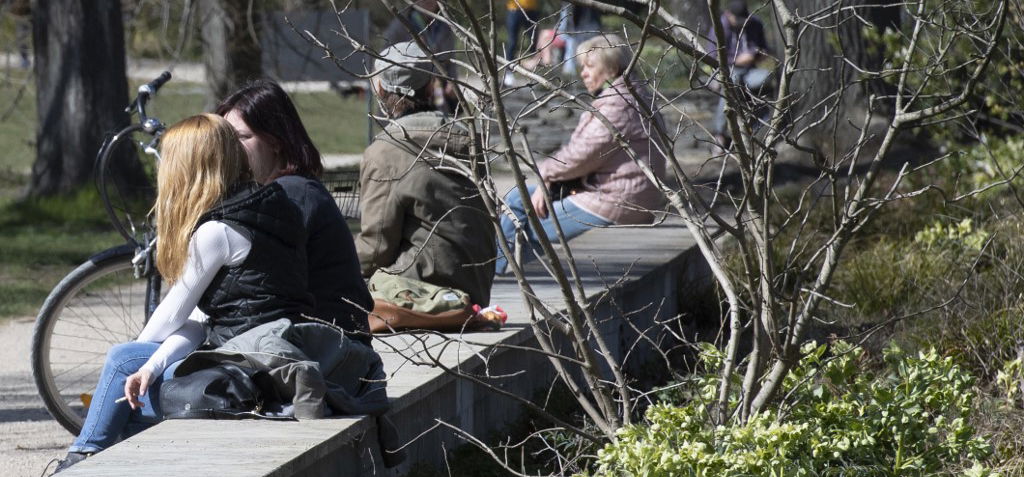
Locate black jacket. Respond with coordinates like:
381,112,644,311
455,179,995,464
275,175,374,344
198,183,315,346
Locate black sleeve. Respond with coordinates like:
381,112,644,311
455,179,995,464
749,19,769,54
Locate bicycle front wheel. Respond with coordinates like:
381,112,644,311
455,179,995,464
31,245,154,435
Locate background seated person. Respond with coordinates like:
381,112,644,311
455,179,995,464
359,42,504,333
495,34,667,275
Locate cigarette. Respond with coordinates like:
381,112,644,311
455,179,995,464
115,396,129,403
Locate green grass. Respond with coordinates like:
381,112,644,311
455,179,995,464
135,82,371,156
0,72,369,178
0,68,36,188
0,69,370,320
289,90,372,155
0,188,122,318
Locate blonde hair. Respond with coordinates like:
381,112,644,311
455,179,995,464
577,34,632,78
156,114,249,283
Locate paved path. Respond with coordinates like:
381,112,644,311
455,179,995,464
0,316,72,477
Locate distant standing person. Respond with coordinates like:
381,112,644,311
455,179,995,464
504,0,541,84
384,0,459,113
10,0,31,68
706,0,771,150
557,3,601,74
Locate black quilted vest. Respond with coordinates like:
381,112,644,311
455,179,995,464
197,183,315,346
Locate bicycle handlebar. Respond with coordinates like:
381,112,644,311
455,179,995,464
128,71,172,134
126,71,172,120
139,71,172,96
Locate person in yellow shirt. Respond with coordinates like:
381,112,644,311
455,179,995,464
505,0,541,63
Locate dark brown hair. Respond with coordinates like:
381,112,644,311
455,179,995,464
215,79,324,179
378,84,434,119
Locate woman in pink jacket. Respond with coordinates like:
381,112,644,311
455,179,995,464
496,34,666,274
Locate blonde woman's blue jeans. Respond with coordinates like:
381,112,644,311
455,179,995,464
68,342,181,453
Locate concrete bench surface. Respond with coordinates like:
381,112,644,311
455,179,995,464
61,216,700,477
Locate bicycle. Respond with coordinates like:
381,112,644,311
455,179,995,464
31,71,172,435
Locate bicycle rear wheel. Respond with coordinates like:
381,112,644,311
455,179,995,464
31,245,158,435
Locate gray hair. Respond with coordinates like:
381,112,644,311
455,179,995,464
576,34,632,77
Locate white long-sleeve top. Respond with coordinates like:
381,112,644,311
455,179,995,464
135,221,251,383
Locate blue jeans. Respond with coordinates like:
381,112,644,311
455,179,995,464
69,342,181,453
496,185,612,274
713,66,772,137
505,8,540,59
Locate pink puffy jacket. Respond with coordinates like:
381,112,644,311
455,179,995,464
538,76,666,224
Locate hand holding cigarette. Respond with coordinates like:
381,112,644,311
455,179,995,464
121,368,153,409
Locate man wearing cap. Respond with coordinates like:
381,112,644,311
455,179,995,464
707,0,772,150
383,0,460,113
357,41,499,333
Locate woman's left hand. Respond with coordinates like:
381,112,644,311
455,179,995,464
124,369,154,410
530,187,549,219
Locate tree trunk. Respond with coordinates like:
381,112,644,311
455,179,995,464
29,0,132,197
199,0,263,108
787,0,901,157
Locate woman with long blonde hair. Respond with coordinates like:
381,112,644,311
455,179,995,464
55,114,314,472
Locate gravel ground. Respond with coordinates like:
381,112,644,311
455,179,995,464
0,316,72,477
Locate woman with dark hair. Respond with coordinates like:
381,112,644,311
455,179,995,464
216,80,374,344
215,80,323,181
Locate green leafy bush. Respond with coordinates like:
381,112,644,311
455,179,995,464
915,218,990,251
996,357,1024,406
933,137,1024,194
826,218,986,324
593,342,996,477
886,215,1024,381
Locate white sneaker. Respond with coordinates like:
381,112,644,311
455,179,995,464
503,71,515,87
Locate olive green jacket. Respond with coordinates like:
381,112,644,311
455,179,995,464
356,111,495,306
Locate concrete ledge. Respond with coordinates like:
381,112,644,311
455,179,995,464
63,418,380,476
62,217,706,476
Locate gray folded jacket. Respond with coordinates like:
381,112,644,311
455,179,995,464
175,318,389,419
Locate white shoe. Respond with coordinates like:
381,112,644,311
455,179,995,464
503,71,515,87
